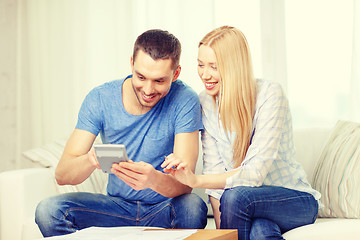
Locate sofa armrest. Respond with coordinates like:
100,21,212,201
0,168,58,240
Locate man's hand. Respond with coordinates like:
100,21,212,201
111,161,158,191
87,147,101,169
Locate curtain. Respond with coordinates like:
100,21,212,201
12,0,360,169
15,0,222,168
284,0,359,128
260,0,287,90
351,0,360,122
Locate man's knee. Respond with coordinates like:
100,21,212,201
174,193,207,213
171,193,208,228
35,196,61,225
35,195,68,237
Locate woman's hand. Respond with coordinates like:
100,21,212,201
161,153,198,188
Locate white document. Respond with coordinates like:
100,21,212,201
40,227,197,240
129,229,197,240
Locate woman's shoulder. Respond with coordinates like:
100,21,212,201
199,90,217,110
199,90,210,102
256,79,286,99
255,79,289,114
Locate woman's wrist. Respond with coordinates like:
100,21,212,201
191,174,203,188
190,173,228,189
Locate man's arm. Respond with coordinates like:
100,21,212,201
155,130,199,196
111,130,199,198
55,129,98,185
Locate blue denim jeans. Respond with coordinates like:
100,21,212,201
219,186,318,240
35,192,208,237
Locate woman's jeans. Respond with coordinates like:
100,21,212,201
220,185,318,240
35,192,208,237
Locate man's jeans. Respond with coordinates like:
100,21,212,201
219,185,319,240
35,192,208,237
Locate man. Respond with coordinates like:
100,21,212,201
35,29,208,237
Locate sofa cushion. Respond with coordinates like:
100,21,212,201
282,219,360,240
22,140,108,194
313,120,360,218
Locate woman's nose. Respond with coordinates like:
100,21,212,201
201,68,211,80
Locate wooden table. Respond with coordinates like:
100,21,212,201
186,229,237,239
146,229,238,240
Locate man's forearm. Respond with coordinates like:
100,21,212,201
55,154,96,185
151,170,192,198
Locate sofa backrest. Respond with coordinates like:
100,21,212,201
196,128,332,185
293,128,331,184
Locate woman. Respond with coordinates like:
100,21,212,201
162,26,320,240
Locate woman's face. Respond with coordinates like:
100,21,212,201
197,44,221,97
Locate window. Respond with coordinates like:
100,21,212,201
285,0,354,128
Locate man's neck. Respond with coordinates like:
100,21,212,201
122,78,151,115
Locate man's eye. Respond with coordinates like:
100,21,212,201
198,64,204,68
212,66,217,70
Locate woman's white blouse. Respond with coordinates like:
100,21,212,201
199,79,321,201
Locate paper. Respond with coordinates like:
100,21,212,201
132,229,197,240
40,227,197,240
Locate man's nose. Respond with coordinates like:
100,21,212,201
143,81,155,95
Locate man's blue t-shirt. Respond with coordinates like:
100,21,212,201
76,75,202,203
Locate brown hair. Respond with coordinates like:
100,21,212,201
133,29,181,71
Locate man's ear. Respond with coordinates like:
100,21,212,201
172,65,181,82
130,56,134,72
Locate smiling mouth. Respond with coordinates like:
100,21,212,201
205,82,217,90
142,93,156,102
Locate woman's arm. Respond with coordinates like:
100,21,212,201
162,154,239,189
209,196,221,229
162,82,291,190
225,82,291,188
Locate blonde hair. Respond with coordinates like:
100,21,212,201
199,26,257,167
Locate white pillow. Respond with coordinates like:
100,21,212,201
313,120,360,218
22,140,108,194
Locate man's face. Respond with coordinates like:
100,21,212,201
131,50,180,110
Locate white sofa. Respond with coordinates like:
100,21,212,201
1,127,360,240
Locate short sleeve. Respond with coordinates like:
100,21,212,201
174,90,203,134
75,88,103,136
